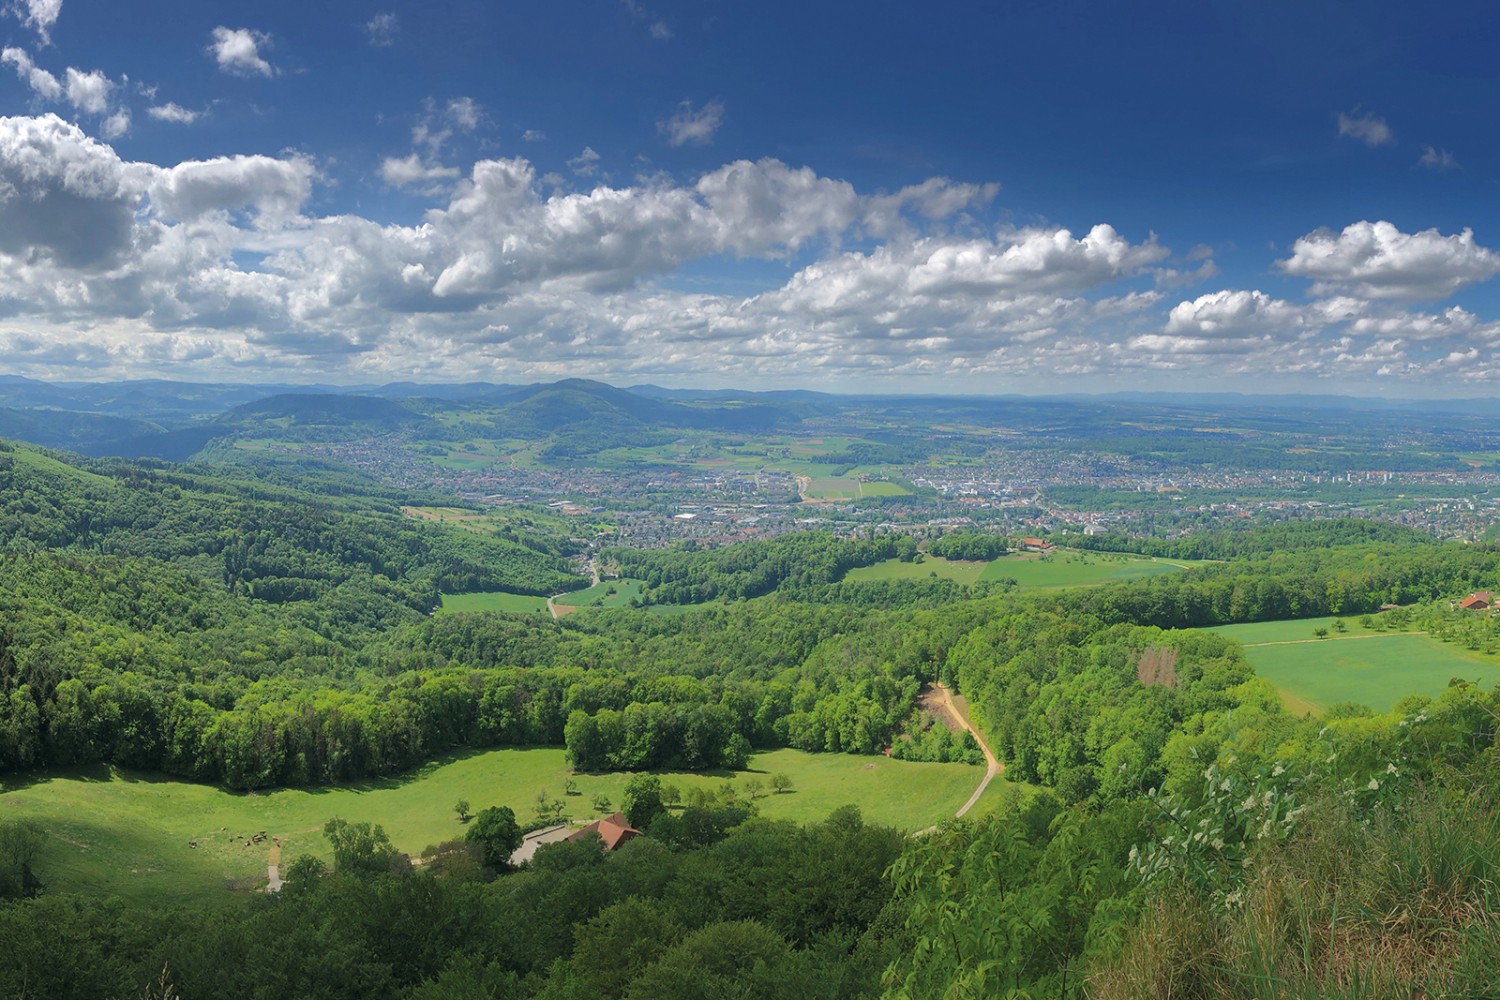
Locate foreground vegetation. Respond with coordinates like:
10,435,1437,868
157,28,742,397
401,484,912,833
6,437,1500,997
0,747,985,904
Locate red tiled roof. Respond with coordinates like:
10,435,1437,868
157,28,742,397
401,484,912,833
565,811,640,851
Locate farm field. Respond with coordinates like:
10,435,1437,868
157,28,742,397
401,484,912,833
1208,617,1500,714
551,578,644,614
845,556,991,586
978,549,1193,588
1205,615,1389,644
438,590,550,614
801,475,909,500
0,747,983,905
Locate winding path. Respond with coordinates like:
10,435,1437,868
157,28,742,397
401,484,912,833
910,683,1002,837
265,841,283,892
929,682,1002,818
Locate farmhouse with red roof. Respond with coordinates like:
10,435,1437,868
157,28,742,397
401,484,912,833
565,811,640,852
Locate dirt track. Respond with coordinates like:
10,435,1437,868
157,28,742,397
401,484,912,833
925,682,1002,821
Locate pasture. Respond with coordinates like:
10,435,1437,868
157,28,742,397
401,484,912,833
979,549,1191,588
801,475,910,500
438,590,550,614
551,578,644,614
1208,617,1500,714
845,556,991,586
0,747,985,904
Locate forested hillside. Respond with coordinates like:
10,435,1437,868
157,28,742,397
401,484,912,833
3,442,1500,997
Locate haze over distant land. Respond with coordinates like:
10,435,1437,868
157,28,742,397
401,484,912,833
1,1,1497,394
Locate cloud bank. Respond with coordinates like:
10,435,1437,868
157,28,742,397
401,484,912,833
0,114,1498,390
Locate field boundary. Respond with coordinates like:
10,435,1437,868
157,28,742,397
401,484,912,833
1243,630,1426,647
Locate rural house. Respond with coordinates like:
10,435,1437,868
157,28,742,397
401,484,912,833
565,811,640,852
1458,591,1495,611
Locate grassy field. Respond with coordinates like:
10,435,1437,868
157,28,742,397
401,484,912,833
439,590,550,614
979,549,1192,588
1208,616,1500,714
1205,615,1389,645
0,747,985,904
438,580,645,617
796,475,909,500
845,556,991,586
401,505,495,533
552,579,644,614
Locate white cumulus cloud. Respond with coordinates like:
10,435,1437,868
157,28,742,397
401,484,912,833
1,46,61,100
148,102,201,125
10,0,60,42
100,107,129,139
149,154,316,224
380,153,460,189
209,27,274,77
63,66,110,113
1164,289,1305,339
0,113,142,267
5,114,1500,389
1278,220,1500,299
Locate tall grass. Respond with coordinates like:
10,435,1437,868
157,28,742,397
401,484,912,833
1089,789,1500,998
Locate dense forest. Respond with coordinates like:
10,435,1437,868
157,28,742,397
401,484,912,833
3,438,1500,996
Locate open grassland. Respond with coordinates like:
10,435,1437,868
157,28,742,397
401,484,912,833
1205,615,1388,644
801,474,909,500
979,549,1192,588
1208,616,1500,714
0,747,982,905
438,590,550,614
845,556,990,586
10,447,114,485
550,578,644,614
401,505,496,533
440,580,646,617
856,480,910,497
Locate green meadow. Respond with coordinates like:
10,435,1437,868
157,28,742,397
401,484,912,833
802,475,910,500
1208,617,1500,714
841,548,1193,590
980,549,1191,588
844,556,991,586
0,747,984,905
551,578,645,612
438,590,550,614
438,580,646,616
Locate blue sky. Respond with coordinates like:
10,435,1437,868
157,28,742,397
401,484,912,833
1,0,1498,394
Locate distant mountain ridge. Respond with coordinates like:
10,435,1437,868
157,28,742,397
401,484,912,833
0,372,1497,464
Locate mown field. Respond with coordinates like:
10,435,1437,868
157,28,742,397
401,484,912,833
0,748,985,905
801,475,910,500
840,548,1194,590
980,549,1193,588
438,579,647,616
551,578,645,614
844,556,991,586
1208,616,1500,714
438,590,551,614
